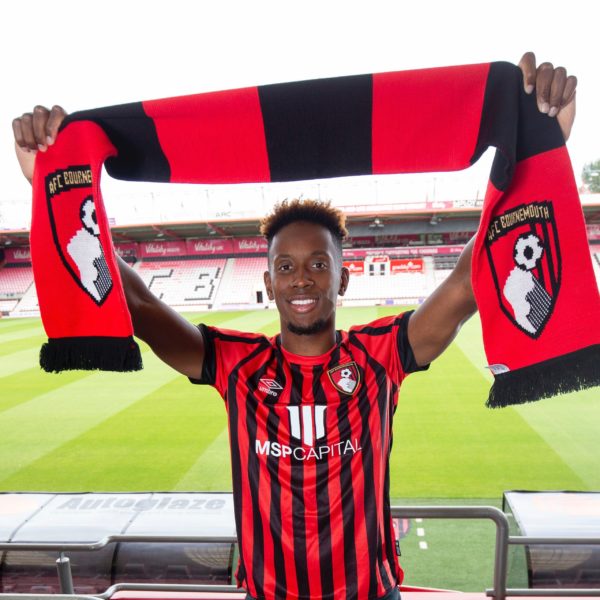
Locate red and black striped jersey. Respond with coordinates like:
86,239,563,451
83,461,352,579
191,311,427,600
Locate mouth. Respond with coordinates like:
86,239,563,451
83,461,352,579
288,296,318,313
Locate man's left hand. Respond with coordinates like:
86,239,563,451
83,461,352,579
519,51,577,141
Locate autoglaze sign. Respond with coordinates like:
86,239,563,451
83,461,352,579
56,494,227,512
2,492,236,541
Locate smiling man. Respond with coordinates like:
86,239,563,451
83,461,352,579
191,198,430,600
12,52,577,600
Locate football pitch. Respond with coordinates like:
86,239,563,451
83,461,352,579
1,306,598,591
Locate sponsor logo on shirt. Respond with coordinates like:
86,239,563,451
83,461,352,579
255,404,362,461
258,378,283,397
288,405,326,446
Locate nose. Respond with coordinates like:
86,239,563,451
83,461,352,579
292,266,313,289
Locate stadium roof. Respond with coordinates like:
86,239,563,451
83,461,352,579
2,197,599,248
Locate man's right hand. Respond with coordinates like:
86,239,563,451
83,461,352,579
12,105,67,183
12,103,207,380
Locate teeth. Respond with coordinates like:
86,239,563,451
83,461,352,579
291,299,315,305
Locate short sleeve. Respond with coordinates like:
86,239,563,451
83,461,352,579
348,310,429,388
187,324,271,399
188,324,216,386
397,310,430,375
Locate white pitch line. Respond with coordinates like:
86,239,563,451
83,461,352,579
419,541,428,550
417,527,425,537
415,518,423,523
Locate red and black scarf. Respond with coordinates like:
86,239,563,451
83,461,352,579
31,61,600,407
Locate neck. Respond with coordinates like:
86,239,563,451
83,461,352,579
279,321,337,356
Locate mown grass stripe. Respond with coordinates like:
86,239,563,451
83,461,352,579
0,344,156,409
0,311,278,491
515,390,600,489
0,309,596,500
452,313,492,382
454,312,600,489
0,377,227,492
392,340,586,497
0,351,179,486
0,335,47,358
0,367,91,414
0,325,47,343
173,427,231,491
0,318,41,332
0,347,41,379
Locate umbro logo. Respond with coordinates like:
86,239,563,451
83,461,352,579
258,378,283,397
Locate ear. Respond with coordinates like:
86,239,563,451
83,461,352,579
338,266,350,297
264,270,275,301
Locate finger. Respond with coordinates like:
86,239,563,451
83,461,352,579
12,118,28,152
518,52,537,94
548,67,567,117
32,105,50,150
46,105,67,145
535,62,554,113
557,94,575,142
561,75,577,108
18,113,38,152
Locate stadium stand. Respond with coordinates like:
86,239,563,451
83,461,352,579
432,254,459,288
0,299,18,315
215,256,269,309
344,260,433,305
134,259,226,311
8,281,39,318
0,265,33,296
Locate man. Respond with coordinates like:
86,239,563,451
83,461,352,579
12,53,576,600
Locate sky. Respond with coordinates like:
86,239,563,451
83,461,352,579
1,0,598,228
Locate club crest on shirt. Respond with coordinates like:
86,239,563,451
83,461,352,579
485,200,561,338
46,166,113,305
327,362,360,395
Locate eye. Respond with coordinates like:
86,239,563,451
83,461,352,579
277,263,292,272
313,261,328,270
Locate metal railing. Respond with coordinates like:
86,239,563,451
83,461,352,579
0,505,599,599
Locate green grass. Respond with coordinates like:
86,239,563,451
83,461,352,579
0,307,598,591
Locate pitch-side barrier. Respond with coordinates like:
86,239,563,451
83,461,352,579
1,506,599,599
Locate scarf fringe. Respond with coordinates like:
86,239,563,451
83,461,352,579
40,336,143,373
487,344,600,408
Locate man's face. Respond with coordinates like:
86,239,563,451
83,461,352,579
264,221,349,337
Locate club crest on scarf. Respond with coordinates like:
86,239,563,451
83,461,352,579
327,362,360,395
485,201,561,338
45,166,113,305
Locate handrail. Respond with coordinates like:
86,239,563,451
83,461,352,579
0,534,237,552
509,536,600,545
391,506,508,600
99,583,243,598
0,505,599,599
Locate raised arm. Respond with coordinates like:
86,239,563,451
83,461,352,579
13,105,206,379
408,52,577,367
407,238,477,367
116,256,206,378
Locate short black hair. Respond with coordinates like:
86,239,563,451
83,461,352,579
260,199,347,255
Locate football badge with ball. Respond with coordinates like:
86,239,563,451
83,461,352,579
46,165,113,306
485,201,561,338
328,362,361,395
